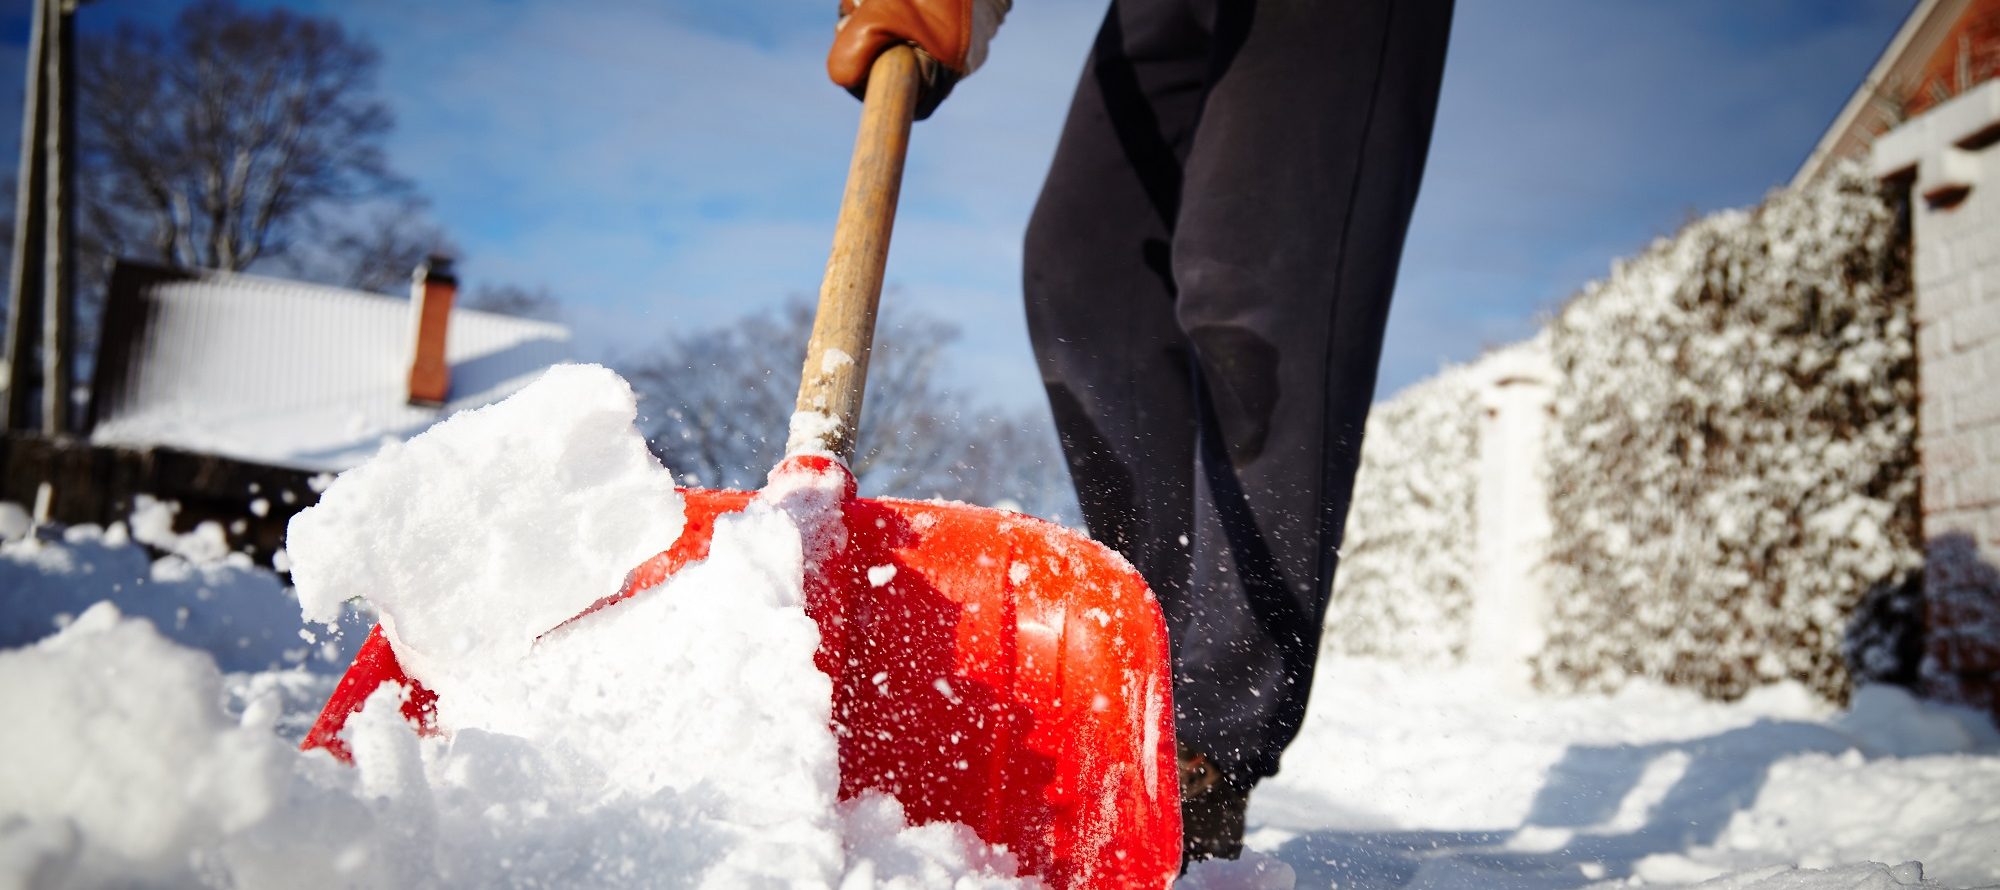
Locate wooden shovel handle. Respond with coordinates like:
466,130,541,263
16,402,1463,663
787,44,921,464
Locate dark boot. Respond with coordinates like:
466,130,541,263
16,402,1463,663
1179,746,1249,864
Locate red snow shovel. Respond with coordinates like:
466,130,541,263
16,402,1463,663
301,46,1181,889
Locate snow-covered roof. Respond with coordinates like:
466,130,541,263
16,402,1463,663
88,261,570,472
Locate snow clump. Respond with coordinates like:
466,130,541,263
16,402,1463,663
289,363,687,705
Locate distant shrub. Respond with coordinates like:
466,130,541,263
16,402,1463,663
1534,164,1919,703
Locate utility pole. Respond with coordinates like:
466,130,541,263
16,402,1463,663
2,0,83,437
42,0,78,437
2,0,52,433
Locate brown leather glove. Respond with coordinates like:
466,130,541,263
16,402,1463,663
828,0,1010,120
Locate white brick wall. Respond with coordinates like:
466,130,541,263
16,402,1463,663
1903,112,2000,532
1876,80,2000,703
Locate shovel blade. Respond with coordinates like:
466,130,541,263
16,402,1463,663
302,487,1181,889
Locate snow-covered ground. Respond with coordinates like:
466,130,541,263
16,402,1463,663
2,365,1996,889
1248,659,2000,889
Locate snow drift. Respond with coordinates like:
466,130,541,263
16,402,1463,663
1,363,1034,888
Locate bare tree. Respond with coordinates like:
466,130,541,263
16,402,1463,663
621,298,1078,523
78,0,405,273
310,200,458,295
625,301,810,491
462,282,562,321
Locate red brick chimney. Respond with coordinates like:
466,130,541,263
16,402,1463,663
407,255,456,407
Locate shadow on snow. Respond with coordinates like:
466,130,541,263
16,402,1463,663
1260,718,1859,889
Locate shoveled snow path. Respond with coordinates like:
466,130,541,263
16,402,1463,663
1242,657,2000,889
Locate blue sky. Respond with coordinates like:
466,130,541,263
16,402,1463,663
3,0,1916,408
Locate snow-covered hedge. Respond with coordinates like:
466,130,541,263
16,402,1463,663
1534,165,1919,703
1324,364,1480,663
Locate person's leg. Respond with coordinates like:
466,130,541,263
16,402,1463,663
1168,0,1454,794
1024,0,1216,606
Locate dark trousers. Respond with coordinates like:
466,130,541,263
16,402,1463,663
1024,0,1452,786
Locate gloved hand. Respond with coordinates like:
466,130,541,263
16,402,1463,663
827,0,1011,119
